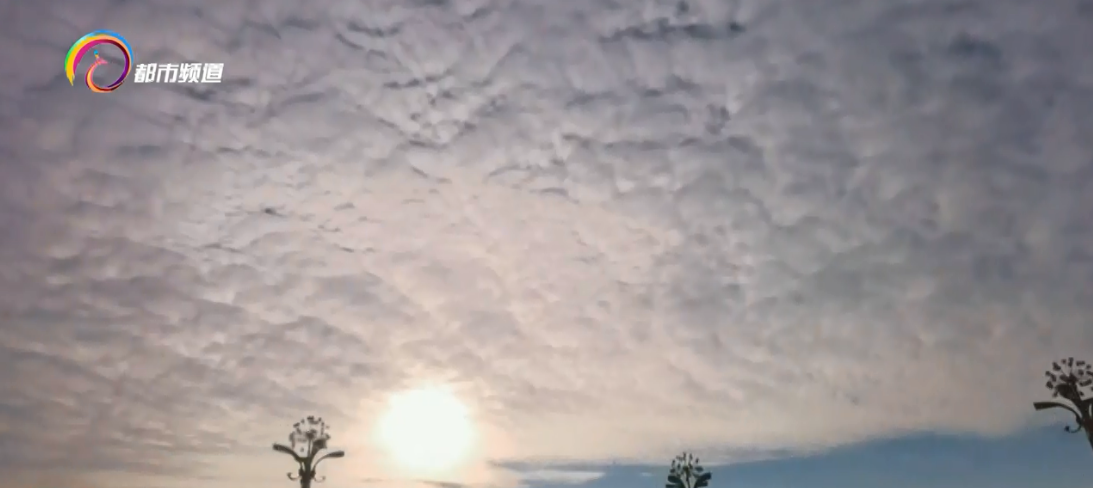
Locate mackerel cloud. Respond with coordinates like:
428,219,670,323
2,0,1093,487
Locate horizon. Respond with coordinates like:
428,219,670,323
3,0,1093,487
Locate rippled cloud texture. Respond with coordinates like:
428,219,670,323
2,0,1092,487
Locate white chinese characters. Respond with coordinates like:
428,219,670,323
133,63,223,83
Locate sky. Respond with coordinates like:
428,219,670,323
2,0,1093,487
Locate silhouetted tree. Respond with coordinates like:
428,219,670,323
666,452,712,488
1034,357,1093,453
272,416,346,488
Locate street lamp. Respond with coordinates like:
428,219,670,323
272,416,346,487
666,452,712,488
1033,357,1093,453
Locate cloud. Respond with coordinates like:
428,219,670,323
423,480,474,488
516,469,606,485
3,0,1093,486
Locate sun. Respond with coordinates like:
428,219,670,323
376,387,475,473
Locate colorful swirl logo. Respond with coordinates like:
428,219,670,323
64,30,134,93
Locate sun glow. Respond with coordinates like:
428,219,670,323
377,387,476,473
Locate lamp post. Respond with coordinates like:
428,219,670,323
272,416,346,488
666,452,712,488
1033,357,1093,453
